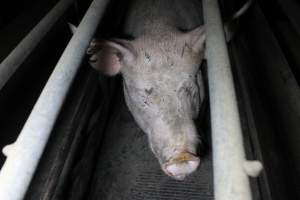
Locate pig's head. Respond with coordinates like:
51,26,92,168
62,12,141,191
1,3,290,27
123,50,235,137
87,26,205,180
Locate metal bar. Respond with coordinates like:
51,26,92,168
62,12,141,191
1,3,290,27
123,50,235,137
0,0,74,90
0,0,110,199
202,1,262,200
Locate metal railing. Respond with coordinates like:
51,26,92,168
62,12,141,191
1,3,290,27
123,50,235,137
203,0,262,200
0,0,74,90
0,0,110,199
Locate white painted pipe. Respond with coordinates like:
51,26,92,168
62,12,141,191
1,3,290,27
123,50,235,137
0,0,110,199
203,0,262,200
0,0,74,90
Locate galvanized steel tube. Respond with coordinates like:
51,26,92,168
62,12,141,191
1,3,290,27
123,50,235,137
0,0,75,90
203,0,262,200
0,0,110,199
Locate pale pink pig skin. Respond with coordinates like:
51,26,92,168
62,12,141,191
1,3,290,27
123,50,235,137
88,0,206,180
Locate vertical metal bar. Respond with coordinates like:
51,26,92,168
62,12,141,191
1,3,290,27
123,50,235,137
0,0,74,90
0,0,110,199
202,0,262,200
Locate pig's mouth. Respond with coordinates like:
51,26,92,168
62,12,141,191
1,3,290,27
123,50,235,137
162,151,200,180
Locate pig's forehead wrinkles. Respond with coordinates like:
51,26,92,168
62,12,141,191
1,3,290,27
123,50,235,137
135,36,184,56
133,48,200,73
127,79,194,96
129,73,195,89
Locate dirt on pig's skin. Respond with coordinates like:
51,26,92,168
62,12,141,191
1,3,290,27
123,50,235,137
87,0,206,180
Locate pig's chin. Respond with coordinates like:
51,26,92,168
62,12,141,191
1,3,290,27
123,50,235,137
162,151,200,180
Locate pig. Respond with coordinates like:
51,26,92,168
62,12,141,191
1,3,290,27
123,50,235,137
87,0,206,180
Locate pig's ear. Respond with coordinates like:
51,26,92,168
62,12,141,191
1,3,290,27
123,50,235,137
185,25,206,53
87,39,137,76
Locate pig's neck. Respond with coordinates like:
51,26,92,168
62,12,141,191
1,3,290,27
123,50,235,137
140,19,178,39
125,8,179,37
123,0,202,38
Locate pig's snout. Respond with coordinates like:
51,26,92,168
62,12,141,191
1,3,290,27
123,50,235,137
162,151,200,180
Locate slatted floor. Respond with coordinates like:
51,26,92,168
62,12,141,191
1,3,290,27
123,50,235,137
86,90,214,200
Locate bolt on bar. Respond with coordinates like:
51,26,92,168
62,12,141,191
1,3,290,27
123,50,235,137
0,0,110,199
202,0,263,200
0,0,75,90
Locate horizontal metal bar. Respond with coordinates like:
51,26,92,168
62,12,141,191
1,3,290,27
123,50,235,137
0,0,110,199
0,0,74,90
202,0,262,200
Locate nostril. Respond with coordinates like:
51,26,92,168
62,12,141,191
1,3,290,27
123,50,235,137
162,152,200,180
166,160,200,180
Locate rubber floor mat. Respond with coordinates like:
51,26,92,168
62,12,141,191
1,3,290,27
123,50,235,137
87,92,214,200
